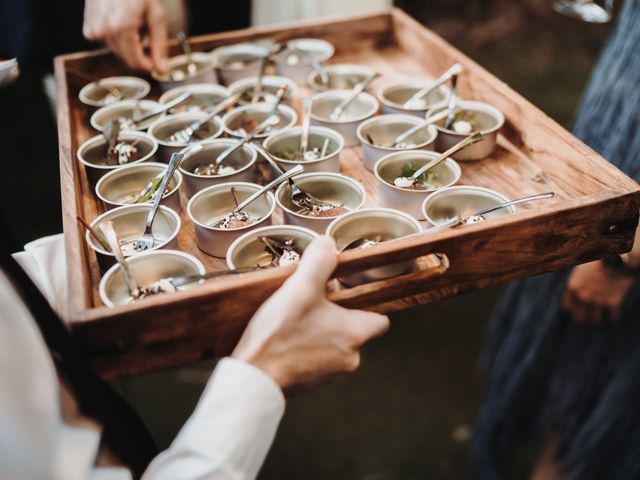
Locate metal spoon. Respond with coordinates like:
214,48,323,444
252,54,269,104
393,132,484,189
426,192,556,231
299,97,312,158
290,45,329,86
330,72,379,121
138,266,267,298
403,63,463,108
169,92,242,144
341,195,556,253
177,31,198,77
100,220,142,299
103,120,121,165
268,83,289,117
211,164,304,228
135,144,202,203
464,192,555,223
389,108,453,148
76,215,111,252
443,73,460,130
132,150,190,251
254,144,342,211
341,219,462,251
129,91,192,128
212,114,281,172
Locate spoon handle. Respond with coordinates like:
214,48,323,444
268,83,289,116
133,91,192,124
312,58,330,86
253,143,286,176
171,266,266,288
143,150,189,229
471,192,556,218
233,164,304,213
177,31,193,57
332,72,379,119
404,63,463,107
391,217,461,243
391,109,451,147
100,220,140,298
411,132,484,180
216,114,280,166
300,97,312,156
443,74,459,130
252,55,269,104
76,215,111,252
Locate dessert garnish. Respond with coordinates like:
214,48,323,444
211,165,304,228
321,74,360,90
396,161,440,191
307,205,347,217
259,236,302,267
239,86,278,104
274,138,330,162
216,211,256,230
111,142,139,165
133,175,163,204
393,133,484,189
438,110,479,134
192,163,237,176
235,112,260,136
102,121,140,165
220,57,255,70
342,235,383,252
366,131,416,149
212,186,257,230
403,97,429,110
165,120,217,144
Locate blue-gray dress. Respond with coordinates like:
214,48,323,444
472,1,640,478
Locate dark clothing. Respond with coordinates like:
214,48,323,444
0,0,94,72
0,0,251,72
473,1,640,479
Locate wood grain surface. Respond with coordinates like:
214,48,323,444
54,9,640,379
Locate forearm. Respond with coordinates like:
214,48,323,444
142,358,285,480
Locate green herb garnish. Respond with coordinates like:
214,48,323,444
136,176,162,203
401,161,438,189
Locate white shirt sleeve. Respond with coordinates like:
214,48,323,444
143,358,285,480
1,234,286,480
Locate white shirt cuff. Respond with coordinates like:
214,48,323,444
144,357,285,480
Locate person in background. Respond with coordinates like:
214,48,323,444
0,0,250,250
472,0,640,478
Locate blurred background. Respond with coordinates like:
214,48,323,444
0,0,613,478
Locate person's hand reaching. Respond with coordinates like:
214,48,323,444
83,0,168,72
232,236,390,392
562,260,635,324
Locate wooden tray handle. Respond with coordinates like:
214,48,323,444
328,253,450,310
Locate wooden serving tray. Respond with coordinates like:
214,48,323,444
54,9,640,380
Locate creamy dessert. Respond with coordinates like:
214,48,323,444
192,163,237,176
394,161,442,191
438,111,480,134
216,211,256,230
260,237,302,267
273,139,330,162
